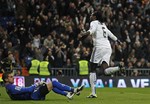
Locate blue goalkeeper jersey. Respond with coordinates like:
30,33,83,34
5,84,36,100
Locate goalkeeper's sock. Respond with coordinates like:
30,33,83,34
52,80,74,92
89,72,96,95
104,66,119,75
52,87,67,96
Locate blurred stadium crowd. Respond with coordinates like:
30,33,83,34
0,0,150,76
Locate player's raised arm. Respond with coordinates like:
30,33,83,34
107,29,117,41
107,29,122,45
79,18,97,41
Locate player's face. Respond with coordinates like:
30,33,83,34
90,13,96,21
7,74,14,84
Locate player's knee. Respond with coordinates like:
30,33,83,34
89,69,96,73
97,67,105,75
101,61,108,69
89,62,97,73
39,83,50,96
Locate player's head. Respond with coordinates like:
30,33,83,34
90,11,103,22
2,71,14,84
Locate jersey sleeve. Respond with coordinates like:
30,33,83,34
8,85,35,94
88,21,97,35
107,29,117,41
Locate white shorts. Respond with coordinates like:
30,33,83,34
90,47,112,66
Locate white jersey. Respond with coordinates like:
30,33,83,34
88,20,117,48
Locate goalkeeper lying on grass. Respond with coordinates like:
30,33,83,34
2,72,84,100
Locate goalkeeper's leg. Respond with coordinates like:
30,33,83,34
52,80,75,92
52,80,81,100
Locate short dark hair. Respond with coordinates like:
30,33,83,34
93,11,104,22
2,71,12,83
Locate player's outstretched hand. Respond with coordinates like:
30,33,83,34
116,40,123,45
34,81,46,87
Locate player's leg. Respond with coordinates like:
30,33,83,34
52,87,71,97
52,80,84,93
101,48,124,75
101,61,119,75
104,62,125,75
87,47,100,98
31,82,52,100
52,80,74,92
37,81,74,100
32,81,83,100
39,83,52,100
87,62,97,98
39,81,75,100
51,80,84,99
99,48,121,75
103,63,120,75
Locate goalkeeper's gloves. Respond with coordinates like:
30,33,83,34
34,81,46,87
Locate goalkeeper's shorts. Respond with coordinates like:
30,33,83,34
31,83,49,100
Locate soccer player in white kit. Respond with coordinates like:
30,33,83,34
80,11,124,98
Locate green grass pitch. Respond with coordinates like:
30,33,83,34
0,87,150,104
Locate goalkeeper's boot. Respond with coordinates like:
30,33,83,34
66,92,75,100
75,85,84,96
86,93,97,98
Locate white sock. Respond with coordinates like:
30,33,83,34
104,66,119,75
89,72,96,95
